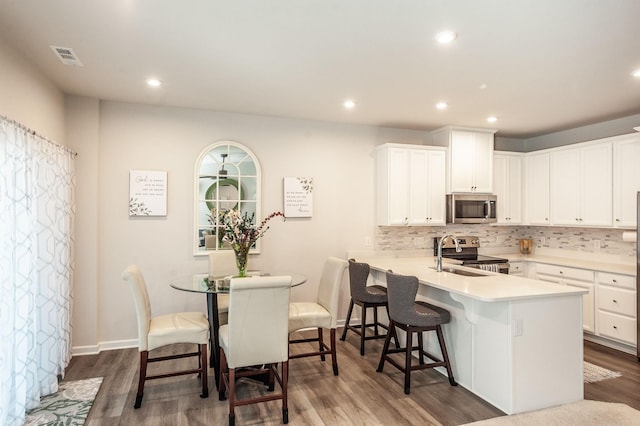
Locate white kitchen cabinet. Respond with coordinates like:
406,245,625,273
493,152,523,224
613,134,640,228
596,271,636,346
376,144,446,226
508,261,526,276
524,152,550,225
550,142,612,227
534,264,595,333
432,126,496,193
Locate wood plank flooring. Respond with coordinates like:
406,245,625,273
64,333,640,425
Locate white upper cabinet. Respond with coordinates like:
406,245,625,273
525,152,550,225
612,134,640,228
550,142,612,227
376,144,446,226
493,152,523,224
432,127,496,193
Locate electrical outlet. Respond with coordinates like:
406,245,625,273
414,236,425,246
539,237,546,245
364,236,372,247
593,239,601,249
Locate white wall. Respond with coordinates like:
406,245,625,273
68,100,432,351
0,37,65,142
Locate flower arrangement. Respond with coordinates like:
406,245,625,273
220,210,285,277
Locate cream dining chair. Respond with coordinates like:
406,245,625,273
288,257,348,376
208,250,237,326
122,265,209,408
218,275,293,425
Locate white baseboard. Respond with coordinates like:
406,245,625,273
72,339,137,356
71,323,355,357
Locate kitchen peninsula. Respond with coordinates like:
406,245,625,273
351,253,587,415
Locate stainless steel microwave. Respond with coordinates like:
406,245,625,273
446,194,497,224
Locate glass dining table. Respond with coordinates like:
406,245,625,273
170,273,307,389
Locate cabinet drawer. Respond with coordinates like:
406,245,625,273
598,286,636,317
598,311,637,345
535,264,594,281
597,272,636,290
509,262,525,276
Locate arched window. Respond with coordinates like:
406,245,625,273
194,141,261,255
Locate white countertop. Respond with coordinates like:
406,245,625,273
494,251,636,276
356,255,587,303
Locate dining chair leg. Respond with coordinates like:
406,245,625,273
340,299,354,341
134,351,148,408
329,328,338,376
218,349,227,401
317,328,326,361
228,367,236,426
200,343,209,398
268,363,275,391
282,360,289,424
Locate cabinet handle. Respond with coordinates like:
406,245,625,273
612,279,617,284
613,299,618,303
616,218,620,222
613,325,618,329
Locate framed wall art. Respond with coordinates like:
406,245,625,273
129,170,168,216
283,176,313,218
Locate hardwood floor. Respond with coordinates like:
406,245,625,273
64,333,640,425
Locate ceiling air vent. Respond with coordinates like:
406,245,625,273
50,45,83,67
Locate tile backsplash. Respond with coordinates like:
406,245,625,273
377,225,636,260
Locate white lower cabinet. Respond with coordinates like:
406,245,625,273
534,264,595,333
596,271,636,346
508,261,526,276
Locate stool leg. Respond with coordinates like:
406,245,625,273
417,331,425,365
360,303,368,356
376,321,395,372
340,299,354,341
373,306,379,336
385,305,401,349
436,325,458,386
404,327,413,394
330,328,338,376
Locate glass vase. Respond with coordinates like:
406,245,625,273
233,245,249,278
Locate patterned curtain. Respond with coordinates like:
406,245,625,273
0,117,75,426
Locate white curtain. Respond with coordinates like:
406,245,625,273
0,117,75,426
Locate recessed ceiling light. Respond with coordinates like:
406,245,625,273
436,31,457,44
632,69,640,78
436,102,448,110
343,99,356,110
487,116,498,123
146,78,162,87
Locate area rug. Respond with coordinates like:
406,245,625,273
464,400,640,425
24,377,103,426
584,361,621,383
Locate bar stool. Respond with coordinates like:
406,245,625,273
340,259,394,355
376,270,457,394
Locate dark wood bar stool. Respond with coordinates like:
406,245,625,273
377,270,457,394
340,259,395,355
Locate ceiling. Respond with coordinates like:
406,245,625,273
1,0,639,138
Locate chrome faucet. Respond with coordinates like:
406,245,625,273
436,234,462,272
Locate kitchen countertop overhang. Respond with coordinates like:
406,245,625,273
354,255,587,303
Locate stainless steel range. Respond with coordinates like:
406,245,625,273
433,236,510,274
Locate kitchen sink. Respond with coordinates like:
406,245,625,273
430,266,487,277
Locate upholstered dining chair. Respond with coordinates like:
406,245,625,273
377,270,457,395
341,258,395,355
122,265,209,409
218,275,292,426
208,250,237,326
288,256,348,376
